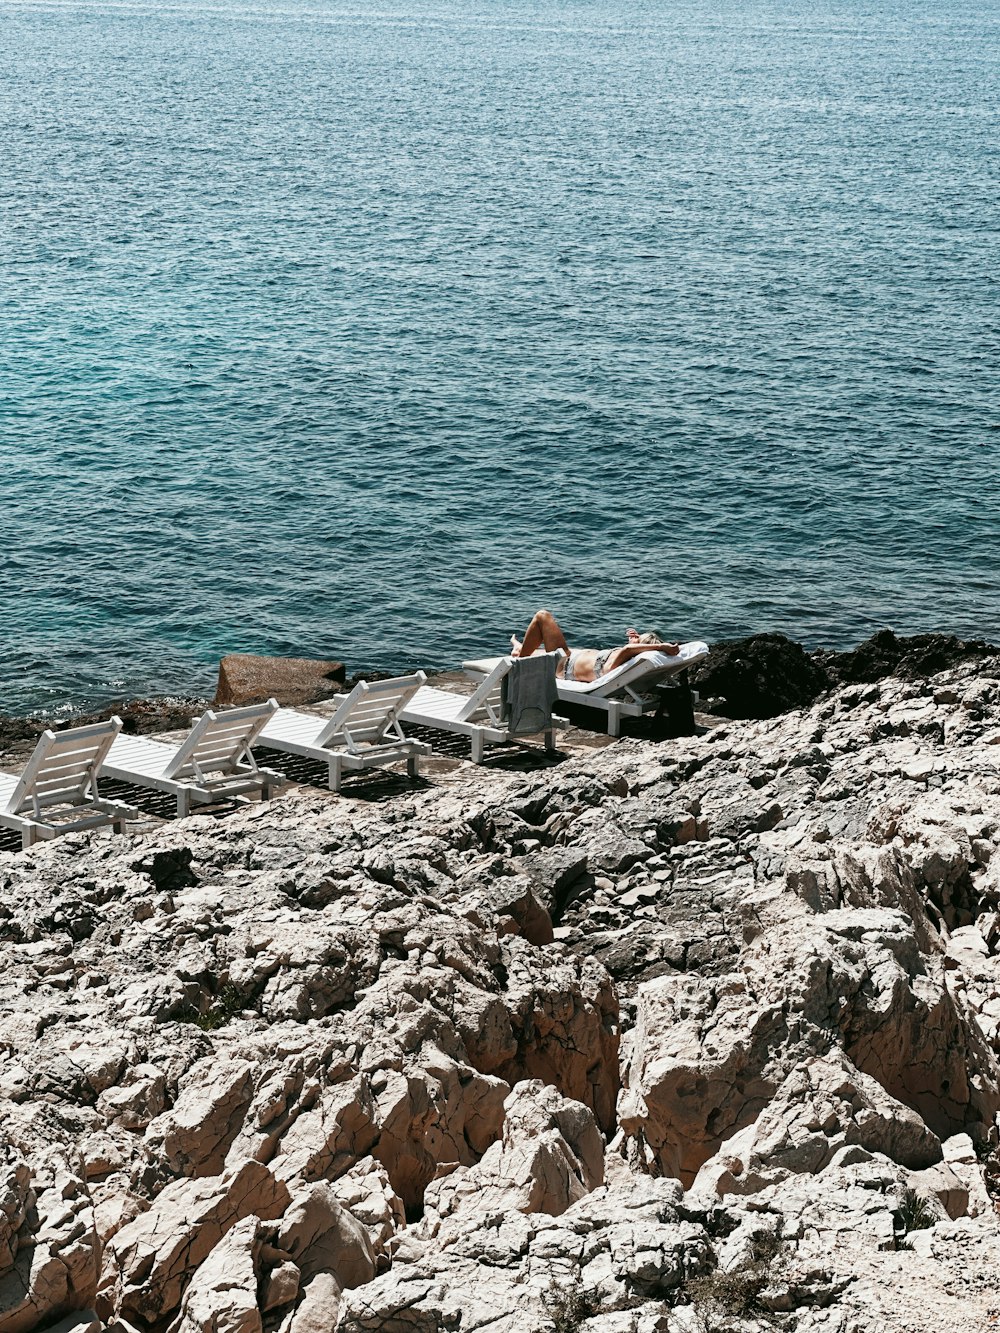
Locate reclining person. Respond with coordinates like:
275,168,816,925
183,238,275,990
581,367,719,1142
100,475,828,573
511,609,680,683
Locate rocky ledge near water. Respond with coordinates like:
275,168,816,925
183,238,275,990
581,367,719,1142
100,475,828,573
3,653,1000,1333
2,630,993,758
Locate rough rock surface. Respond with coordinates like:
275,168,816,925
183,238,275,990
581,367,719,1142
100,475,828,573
3,653,1000,1331
692,632,830,719
214,654,347,708
820,628,998,688
692,628,997,721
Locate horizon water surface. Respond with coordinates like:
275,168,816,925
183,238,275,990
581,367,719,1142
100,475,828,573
2,0,998,716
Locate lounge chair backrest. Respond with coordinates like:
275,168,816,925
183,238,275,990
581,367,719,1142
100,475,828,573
456,652,565,726
316,672,427,752
163,700,279,781
4,718,123,818
456,657,514,725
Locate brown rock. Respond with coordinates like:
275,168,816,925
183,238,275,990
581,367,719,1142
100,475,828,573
214,655,346,708
689,1053,943,1202
0,1159,101,1333
145,1057,256,1177
286,1272,342,1333
96,1161,291,1326
907,1162,970,1221
422,1081,604,1233
260,1260,300,1312
275,1182,377,1329
619,906,1000,1185
170,1215,264,1333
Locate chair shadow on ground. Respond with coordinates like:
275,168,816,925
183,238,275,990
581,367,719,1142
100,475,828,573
554,699,699,744
0,827,23,853
258,750,434,803
400,723,568,774
0,727,573,855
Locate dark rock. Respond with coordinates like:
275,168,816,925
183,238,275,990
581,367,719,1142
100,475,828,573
467,808,535,854
116,698,211,734
131,847,200,893
519,846,589,921
587,833,650,875
343,668,398,691
0,714,46,752
817,629,999,687
692,634,830,720
587,927,682,985
474,879,554,946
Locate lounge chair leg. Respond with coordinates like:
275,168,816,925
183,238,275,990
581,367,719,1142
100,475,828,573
607,705,622,738
471,733,485,764
328,757,343,792
21,828,35,850
407,755,418,781
544,727,554,754
177,792,191,818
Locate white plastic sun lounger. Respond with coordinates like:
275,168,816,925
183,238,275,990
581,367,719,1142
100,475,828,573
102,700,285,817
463,641,710,737
0,717,137,850
400,655,561,763
255,673,432,791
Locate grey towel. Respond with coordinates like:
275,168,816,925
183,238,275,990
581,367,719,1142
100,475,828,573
502,654,558,737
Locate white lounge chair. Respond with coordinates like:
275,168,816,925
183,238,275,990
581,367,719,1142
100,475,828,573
255,673,432,791
463,641,710,737
102,701,285,817
0,717,136,850
400,655,561,763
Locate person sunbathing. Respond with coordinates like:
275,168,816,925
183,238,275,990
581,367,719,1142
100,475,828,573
511,609,680,683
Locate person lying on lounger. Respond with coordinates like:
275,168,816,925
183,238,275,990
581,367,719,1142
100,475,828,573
510,609,680,683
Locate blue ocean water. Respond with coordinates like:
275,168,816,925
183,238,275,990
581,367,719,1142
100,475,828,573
2,0,998,715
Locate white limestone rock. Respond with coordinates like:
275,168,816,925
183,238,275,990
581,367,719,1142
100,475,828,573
422,1081,604,1236
1,655,1000,1333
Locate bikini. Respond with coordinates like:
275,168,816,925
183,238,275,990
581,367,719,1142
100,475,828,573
560,651,581,682
561,649,613,682
592,650,614,678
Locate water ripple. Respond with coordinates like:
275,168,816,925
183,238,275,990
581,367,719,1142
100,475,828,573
1,0,998,713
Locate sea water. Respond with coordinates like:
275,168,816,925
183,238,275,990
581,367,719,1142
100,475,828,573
2,0,998,715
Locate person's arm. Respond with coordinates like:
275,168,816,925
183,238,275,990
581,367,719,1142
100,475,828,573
618,642,680,662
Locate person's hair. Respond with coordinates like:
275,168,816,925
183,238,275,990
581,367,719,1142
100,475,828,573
638,631,662,644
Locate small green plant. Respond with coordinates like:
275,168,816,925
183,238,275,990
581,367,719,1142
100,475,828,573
546,1282,602,1333
683,1232,786,1331
175,983,249,1031
892,1188,935,1248
747,1231,784,1266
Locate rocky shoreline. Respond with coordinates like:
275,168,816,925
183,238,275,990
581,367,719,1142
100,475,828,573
2,633,1000,1331
2,630,995,763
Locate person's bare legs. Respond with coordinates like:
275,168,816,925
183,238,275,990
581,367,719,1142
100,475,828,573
515,609,570,657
